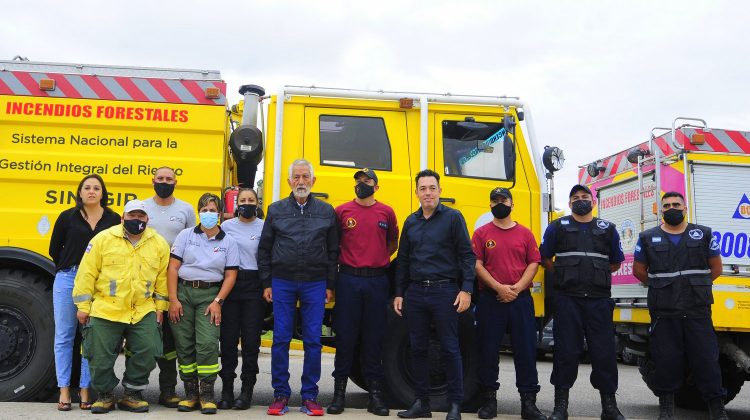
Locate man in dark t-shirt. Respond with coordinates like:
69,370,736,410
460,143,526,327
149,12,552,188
473,187,545,420
328,168,398,416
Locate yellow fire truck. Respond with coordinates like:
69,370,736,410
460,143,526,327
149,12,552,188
0,59,564,407
580,118,750,408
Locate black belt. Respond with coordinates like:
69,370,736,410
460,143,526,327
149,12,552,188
413,279,453,287
179,278,221,289
339,265,388,277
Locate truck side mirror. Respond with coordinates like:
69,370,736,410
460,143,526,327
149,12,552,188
504,134,515,180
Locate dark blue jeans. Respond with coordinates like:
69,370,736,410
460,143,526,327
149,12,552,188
332,273,388,382
550,294,618,393
404,282,463,404
476,290,540,393
649,316,725,400
271,278,326,400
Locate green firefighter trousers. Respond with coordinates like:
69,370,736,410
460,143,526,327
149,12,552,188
83,312,161,393
171,284,221,383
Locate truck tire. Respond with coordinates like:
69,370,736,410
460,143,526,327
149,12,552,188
0,268,56,402
638,354,744,410
382,304,478,411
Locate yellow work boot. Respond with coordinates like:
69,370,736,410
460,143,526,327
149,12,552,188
199,380,217,415
117,389,149,413
90,390,116,414
159,388,180,408
178,379,200,412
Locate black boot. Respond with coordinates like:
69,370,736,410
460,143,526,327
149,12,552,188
367,380,389,416
548,388,569,420
446,402,461,420
232,379,254,410
520,392,546,420
327,378,347,414
477,389,497,419
397,398,432,418
708,398,729,420
217,379,233,410
600,393,625,420
657,394,674,420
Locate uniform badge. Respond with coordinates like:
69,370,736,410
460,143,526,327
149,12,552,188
486,239,496,249
378,221,388,229
85,243,93,253
561,219,570,225
652,237,662,243
597,220,610,229
346,217,357,229
710,238,720,251
689,229,704,240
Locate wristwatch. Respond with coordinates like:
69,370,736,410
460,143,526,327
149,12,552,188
214,297,224,306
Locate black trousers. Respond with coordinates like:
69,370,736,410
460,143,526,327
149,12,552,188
476,290,540,393
332,273,388,382
550,294,618,393
404,282,463,404
219,271,266,384
649,316,725,400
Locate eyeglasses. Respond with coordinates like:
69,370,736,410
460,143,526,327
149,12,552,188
662,202,683,209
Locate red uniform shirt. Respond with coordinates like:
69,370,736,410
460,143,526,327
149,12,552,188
472,221,541,290
336,200,399,269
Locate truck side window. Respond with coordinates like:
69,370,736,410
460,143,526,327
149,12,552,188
442,120,510,180
319,115,392,171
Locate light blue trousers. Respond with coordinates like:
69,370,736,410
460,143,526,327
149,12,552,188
53,268,91,388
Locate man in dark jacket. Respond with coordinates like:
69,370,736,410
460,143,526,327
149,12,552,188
258,159,339,416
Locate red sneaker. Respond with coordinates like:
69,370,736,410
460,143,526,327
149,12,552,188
267,396,289,416
300,399,324,416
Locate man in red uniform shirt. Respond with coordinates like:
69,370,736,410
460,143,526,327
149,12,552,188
327,168,398,416
472,187,546,420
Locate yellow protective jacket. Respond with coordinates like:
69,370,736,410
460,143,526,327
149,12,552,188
73,224,170,324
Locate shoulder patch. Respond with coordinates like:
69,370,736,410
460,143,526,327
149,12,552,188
710,238,720,251
596,220,610,229
688,229,704,240
635,244,641,252
85,243,93,253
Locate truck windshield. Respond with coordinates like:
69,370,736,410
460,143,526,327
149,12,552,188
442,120,510,180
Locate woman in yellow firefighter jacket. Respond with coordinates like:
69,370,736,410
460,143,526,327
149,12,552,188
72,199,170,414
167,193,238,415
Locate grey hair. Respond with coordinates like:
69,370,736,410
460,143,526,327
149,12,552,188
288,159,314,180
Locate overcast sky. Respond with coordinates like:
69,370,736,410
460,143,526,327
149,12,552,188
3,0,749,207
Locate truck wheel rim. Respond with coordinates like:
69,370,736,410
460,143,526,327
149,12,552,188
0,306,35,380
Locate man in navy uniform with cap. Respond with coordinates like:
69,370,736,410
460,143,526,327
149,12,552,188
540,184,626,420
633,191,728,420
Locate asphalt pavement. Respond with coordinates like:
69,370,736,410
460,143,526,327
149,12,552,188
2,349,749,419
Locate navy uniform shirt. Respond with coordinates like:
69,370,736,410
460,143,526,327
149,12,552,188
634,233,720,262
394,204,476,296
540,218,625,264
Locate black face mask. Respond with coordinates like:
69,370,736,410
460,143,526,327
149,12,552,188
491,203,512,219
663,208,685,226
237,204,257,219
355,182,375,199
571,199,593,216
123,219,147,235
154,182,175,199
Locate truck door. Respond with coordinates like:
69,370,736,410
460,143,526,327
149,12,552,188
596,176,656,299
434,113,522,232
303,108,412,221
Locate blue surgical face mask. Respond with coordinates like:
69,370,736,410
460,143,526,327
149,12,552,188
199,211,219,229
